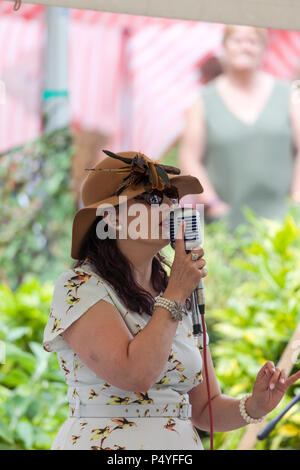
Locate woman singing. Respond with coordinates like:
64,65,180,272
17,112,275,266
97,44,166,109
43,150,300,449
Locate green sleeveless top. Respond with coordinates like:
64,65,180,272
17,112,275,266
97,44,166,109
201,78,295,230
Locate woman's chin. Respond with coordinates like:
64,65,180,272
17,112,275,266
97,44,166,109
231,60,258,71
150,230,171,247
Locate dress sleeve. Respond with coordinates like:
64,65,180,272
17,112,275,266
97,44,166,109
43,269,115,353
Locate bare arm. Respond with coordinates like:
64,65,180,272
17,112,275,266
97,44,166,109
188,346,264,432
61,288,184,393
178,95,219,205
289,90,300,202
189,344,300,432
178,95,230,218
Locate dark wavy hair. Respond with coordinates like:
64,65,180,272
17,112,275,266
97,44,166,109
72,214,174,316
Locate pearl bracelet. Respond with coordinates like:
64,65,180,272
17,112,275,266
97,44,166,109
239,394,266,424
154,296,185,321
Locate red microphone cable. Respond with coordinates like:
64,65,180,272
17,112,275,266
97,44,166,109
200,312,214,450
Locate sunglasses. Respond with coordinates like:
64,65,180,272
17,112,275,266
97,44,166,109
133,186,179,206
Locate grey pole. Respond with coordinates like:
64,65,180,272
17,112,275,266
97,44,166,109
43,6,70,132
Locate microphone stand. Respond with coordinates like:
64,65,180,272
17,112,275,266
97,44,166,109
185,249,203,337
190,284,203,336
257,393,300,441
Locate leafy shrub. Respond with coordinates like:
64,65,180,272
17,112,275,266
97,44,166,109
200,207,300,450
0,127,76,291
0,276,68,450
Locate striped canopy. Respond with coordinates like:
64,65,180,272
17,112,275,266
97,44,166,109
1,1,300,159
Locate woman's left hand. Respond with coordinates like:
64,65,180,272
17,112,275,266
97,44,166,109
247,361,300,418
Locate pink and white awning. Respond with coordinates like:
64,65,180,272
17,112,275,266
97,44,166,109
1,2,300,159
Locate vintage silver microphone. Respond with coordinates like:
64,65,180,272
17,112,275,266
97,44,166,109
168,206,205,336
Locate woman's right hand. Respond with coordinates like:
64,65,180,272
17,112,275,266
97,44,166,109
165,221,207,303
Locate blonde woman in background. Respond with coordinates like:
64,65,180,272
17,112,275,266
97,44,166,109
179,25,300,230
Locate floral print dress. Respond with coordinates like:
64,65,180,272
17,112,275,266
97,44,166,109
43,260,209,450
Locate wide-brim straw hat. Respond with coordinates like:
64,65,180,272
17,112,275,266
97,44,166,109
71,150,203,259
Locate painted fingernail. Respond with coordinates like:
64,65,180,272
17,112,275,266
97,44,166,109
280,378,285,383
269,383,275,390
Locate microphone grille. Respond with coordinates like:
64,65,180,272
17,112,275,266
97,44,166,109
169,207,202,250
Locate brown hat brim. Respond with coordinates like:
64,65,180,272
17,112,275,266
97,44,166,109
71,174,203,259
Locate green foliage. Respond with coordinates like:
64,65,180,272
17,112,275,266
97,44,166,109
0,126,77,449
0,127,76,291
201,207,300,450
0,276,68,450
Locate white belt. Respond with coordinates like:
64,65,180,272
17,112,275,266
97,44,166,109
69,399,192,420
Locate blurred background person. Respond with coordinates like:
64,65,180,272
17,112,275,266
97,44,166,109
178,24,300,230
